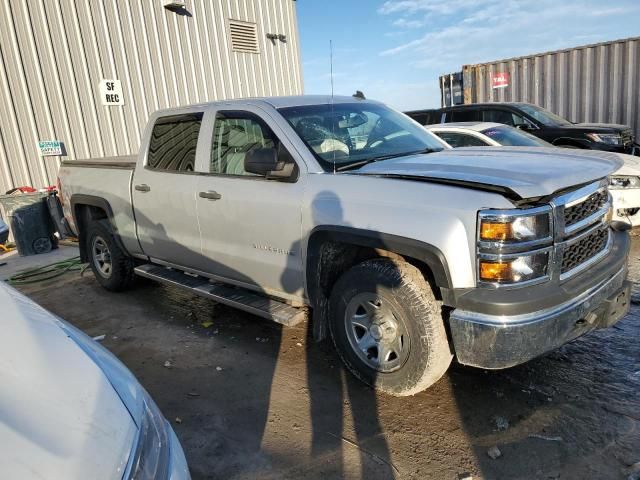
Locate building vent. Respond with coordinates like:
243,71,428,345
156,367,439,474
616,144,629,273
228,20,259,54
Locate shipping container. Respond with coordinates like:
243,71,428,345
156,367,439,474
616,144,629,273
440,36,640,140
0,0,303,194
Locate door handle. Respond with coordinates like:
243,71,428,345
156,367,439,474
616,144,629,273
199,191,222,200
135,184,151,193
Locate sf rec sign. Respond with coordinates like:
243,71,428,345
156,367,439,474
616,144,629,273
99,79,124,106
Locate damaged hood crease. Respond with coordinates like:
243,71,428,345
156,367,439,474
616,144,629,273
352,147,623,200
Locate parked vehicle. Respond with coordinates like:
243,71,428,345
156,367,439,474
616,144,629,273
406,102,639,154
425,122,640,227
58,96,631,396
0,282,190,480
424,122,551,148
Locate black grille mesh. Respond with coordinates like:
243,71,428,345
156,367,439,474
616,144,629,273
564,191,607,227
561,228,608,273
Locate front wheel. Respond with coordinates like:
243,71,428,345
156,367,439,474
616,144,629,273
85,219,134,291
329,258,452,396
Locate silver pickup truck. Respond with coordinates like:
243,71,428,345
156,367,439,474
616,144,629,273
58,95,631,396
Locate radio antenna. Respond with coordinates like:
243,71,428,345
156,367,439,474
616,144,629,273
330,39,336,174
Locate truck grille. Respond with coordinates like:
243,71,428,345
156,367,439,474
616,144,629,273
622,129,633,146
564,190,608,228
561,227,608,274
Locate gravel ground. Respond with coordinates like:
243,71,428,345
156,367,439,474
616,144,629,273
13,240,640,480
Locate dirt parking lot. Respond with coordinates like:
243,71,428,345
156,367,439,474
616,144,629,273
13,240,640,480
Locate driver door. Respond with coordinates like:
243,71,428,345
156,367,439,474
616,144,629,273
194,106,306,301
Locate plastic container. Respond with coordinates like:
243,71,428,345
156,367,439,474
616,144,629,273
0,218,8,245
0,193,57,256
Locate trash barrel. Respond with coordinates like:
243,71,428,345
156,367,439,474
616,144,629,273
0,218,8,245
0,193,57,256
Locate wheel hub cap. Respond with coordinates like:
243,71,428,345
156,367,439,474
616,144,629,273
344,292,410,373
92,236,113,278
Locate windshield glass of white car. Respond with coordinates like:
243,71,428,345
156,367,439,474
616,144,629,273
482,125,552,147
279,103,444,171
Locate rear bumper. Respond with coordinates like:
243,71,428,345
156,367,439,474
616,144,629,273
449,231,630,369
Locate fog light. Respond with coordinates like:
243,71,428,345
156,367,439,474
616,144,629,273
479,251,549,284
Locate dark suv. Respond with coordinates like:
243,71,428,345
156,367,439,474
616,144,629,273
406,102,638,155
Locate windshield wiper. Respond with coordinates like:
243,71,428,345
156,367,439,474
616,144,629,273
336,147,442,172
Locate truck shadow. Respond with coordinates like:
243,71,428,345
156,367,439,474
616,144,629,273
118,200,394,479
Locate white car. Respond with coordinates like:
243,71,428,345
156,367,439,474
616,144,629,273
0,282,190,480
426,122,640,227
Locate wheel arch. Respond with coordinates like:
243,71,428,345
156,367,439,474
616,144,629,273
70,194,130,262
305,226,453,341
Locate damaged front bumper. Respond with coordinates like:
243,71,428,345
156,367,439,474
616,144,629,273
611,187,640,227
449,230,630,369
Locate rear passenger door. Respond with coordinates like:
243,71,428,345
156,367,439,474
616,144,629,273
133,111,206,269
194,106,306,301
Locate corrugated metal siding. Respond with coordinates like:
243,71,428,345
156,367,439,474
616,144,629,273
0,0,303,193
461,37,640,140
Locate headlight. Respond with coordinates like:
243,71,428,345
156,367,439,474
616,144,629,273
127,391,170,480
478,206,552,245
609,175,640,189
477,206,552,286
586,133,622,145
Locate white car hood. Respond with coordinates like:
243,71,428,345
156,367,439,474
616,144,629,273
355,146,622,199
0,286,137,480
612,152,640,176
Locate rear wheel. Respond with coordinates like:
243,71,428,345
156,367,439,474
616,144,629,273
329,258,452,396
85,219,134,291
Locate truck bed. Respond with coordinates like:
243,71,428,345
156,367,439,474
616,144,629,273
60,155,136,169
58,155,140,256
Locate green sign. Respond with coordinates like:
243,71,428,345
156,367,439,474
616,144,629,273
37,140,63,156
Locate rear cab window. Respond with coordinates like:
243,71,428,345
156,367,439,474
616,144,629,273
147,113,204,172
448,109,480,122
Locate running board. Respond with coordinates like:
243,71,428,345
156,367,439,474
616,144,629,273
134,264,306,327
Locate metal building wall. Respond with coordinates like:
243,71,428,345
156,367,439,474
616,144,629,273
0,0,303,193
461,37,640,140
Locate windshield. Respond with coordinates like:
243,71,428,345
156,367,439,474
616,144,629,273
518,104,571,127
480,125,552,147
278,102,445,171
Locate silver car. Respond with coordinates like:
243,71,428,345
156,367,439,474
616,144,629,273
0,282,190,480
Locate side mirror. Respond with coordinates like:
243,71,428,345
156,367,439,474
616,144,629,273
244,146,296,180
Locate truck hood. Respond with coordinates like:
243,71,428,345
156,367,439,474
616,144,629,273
353,146,622,200
573,122,631,132
0,284,137,480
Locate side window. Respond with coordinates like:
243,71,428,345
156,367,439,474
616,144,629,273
147,113,203,172
210,112,276,176
482,109,515,126
436,132,489,148
450,109,480,122
511,112,534,128
409,113,428,125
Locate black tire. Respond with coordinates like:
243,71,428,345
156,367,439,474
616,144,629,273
85,219,134,291
329,258,452,396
